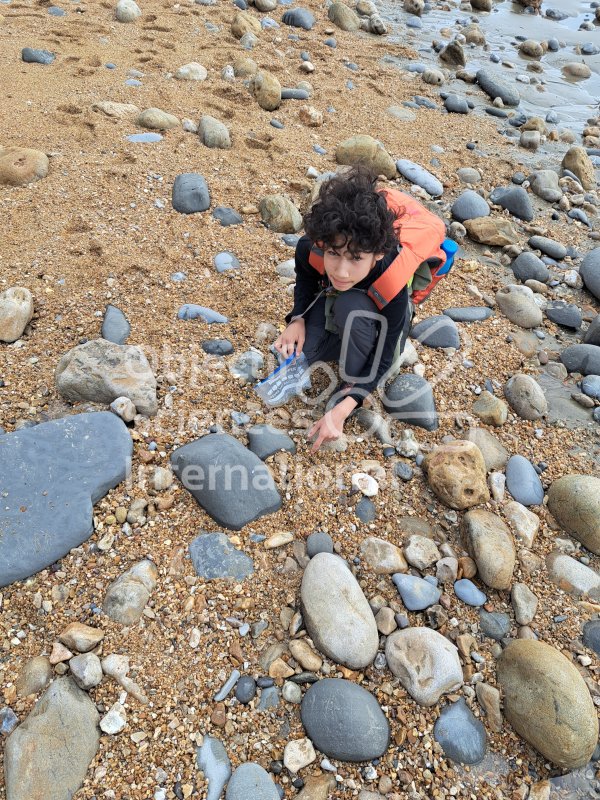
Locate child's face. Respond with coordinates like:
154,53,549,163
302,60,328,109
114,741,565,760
323,241,383,291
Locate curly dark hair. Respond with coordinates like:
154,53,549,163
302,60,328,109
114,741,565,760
303,167,401,257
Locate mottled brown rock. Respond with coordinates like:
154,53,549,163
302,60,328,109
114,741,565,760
423,440,490,510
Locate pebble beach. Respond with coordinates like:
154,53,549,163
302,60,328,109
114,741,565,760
1,0,600,798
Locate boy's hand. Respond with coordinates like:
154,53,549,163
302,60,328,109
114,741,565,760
274,319,305,358
308,397,357,452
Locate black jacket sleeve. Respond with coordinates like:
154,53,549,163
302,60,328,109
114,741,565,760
285,236,323,324
345,288,409,408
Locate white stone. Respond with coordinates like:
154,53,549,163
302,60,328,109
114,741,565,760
175,62,207,81
489,471,506,502
283,738,316,773
151,466,173,491
403,535,441,570
0,287,33,343
100,702,127,734
396,428,419,457
110,396,136,423
115,0,141,22
352,472,378,496
69,653,103,690
503,501,539,547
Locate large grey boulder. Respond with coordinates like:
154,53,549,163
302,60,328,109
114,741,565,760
55,338,157,415
0,413,132,588
580,247,600,301
476,69,520,106
4,677,100,800
171,433,282,529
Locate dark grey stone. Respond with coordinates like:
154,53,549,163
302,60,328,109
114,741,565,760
489,186,533,221
281,234,300,247
444,94,469,114
568,209,591,227
171,433,282,529
235,676,257,704
280,88,310,100
281,7,315,29
257,686,280,709
505,454,544,506
393,461,413,481
247,424,295,460
443,307,493,323
226,763,279,800
392,573,441,611
581,375,600,400
512,171,526,184
486,107,509,118
213,207,243,226
101,304,130,345
22,47,55,64
545,8,568,20
581,247,600,301
0,707,18,736
213,252,240,273
585,316,600,347
511,252,549,283
177,305,228,323
411,316,460,349
476,69,520,106
480,610,510,640
355,496,376,523
451,190,489,222
561,344,600,376
189,532,254,580
172,173,210,214
545,302,582,329
583,619,600,656
0,412,132,588
434,698,487,765
382,374,438,431
528,236,567,260
301,679,390,762
414,96,437,110
202,339,234,356
306,531,334,557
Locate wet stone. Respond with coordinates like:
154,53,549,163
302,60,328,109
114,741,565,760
189,532,254,580
214,252,240,273
434,698,487,765
545,302,582,329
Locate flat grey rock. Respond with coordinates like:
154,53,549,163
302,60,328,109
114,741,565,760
511,252,549,283
196,736,231,800
528,236,567,260
171,433,282,529
381,373,438,430
476,68,520,106
247,424,296,460
4,677,99,800
454,579,486,606
172,173,210,214
392,573,441,610
411,315,460,349
213,252,240,272
581,247,600,301
101,304,130,345
561,344,600,376
22,47,55,64
202,339,234,356
434,698,487,765
583,315,600,346
443,307,493,322
301,679,390,761
212,208,243,226
480,610,511,640
451,190,489,222
490,186,533,221
505,455,544,506
0,412,132,588
189,532,254,580
546,302,582,329
226,763,279,800
396,159,443,196
445,94,469,114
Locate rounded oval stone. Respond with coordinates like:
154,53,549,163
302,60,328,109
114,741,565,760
300,553,378,669
497,640,598,769
385,628,463,706
301,678,390,761
547,475,600,555
461,509,515,590
434,698,487,764
225,763,279,800
506,455,544,506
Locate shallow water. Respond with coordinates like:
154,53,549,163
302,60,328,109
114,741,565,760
380,0,600,133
